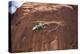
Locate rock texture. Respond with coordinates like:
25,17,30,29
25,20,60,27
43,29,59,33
10,2,78,53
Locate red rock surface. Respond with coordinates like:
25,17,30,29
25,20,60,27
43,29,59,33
10,2,78,53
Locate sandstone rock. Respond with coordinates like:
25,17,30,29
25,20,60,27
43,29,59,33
9,2,78,53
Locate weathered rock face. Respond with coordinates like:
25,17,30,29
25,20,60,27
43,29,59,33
10,2,78,53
